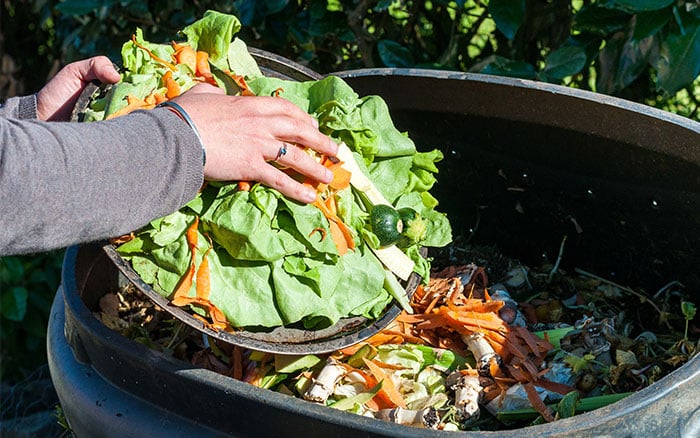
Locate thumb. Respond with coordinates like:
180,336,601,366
81,56,121,85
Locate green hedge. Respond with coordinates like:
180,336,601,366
3,1,699,116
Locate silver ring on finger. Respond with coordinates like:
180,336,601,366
275,144,288,161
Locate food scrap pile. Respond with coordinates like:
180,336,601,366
98,242,698,431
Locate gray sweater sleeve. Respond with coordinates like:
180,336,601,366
0,95,204,255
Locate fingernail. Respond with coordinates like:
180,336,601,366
330,140,339,155
304,189,318,203
312,118,319,128
324,168,334,182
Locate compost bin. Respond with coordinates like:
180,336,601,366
48,57,700,437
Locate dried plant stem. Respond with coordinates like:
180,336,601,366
547,235,568,283
374,407,440,429
574,268,665,318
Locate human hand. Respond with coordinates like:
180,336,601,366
172,85,339,203
36,56,121,122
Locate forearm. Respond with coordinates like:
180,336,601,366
0,109,203,255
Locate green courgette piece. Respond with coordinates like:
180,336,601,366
369,204,403,247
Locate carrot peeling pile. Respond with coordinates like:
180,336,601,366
321,263,571,424
170,217,231,332
179,263,578,429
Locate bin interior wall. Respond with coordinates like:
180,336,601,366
340,71,700,293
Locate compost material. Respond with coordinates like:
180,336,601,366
96,239,698,431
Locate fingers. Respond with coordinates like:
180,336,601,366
87,56,121,84
270,142,333,181
68,56,121,85
173,91,341,203
256,164,320,203
244,96,339,157
36,57,122,121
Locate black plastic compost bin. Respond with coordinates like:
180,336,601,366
47,62,700,437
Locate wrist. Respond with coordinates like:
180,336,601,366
157,101,207,167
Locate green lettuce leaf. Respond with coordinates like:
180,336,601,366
181,10,241,68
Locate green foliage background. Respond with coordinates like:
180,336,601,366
1,0,698,382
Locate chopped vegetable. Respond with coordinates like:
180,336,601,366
398,207,427,245
369,204,403,247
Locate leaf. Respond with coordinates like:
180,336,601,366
682,301,697,321
633,9,672,40
263,0,289,15
0,257,24,283
563,353,594,373
543,45,588,81
489,0,526,40
55,0,114,16
656,24,700,96
1,286,28,322
597,31,656,94
330,381,383,411
308,5,346,37
556,391,580,419
274,354,322,373
534,326,574,349
210,63,245,95
377,39,415,68
375,0,394,12
608,0,676,13
233,0,256,25
574,4,631,36
181,10,242,63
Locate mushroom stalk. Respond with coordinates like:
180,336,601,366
303,357,346,403
374,407,440,429
446,371,483,422
461,332,501,376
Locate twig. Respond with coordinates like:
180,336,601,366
547,235,568,283
653,280,685,299
165,321,187,352
573,268,665,318
465,205,482,244
347,0,375,68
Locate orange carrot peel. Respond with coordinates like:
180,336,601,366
170,217,231,332
131,34,177,71
106,92,166,119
